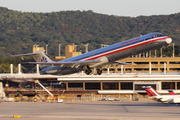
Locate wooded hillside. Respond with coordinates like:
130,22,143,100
0,7,180,57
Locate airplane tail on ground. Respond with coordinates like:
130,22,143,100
142,86,160,97
12,50,53,68
168,90,176,95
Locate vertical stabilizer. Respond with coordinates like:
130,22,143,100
31,50,53,68
142,86,160,97
12,50,53,69
168,90,176,95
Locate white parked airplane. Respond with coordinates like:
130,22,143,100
142,86,180,104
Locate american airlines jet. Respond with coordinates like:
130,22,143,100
143,86,180,104
13,32,172,76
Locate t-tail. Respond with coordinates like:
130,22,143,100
168,90,176,95
142,86,160,97
12,50,53,68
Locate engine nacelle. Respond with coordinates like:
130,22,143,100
40,66,83,75
59,67,82,75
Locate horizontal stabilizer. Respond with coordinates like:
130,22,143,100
11,50,43,57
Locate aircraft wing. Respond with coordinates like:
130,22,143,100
28,60,132,67
28,59,101,66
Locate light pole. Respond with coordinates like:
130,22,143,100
74,45,77,52
59,44,61,57
46,44,48,55
84,43,89,53
173,43,175,57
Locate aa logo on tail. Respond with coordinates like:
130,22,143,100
41,56,47,62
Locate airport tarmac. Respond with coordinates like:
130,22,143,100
0,101,180,120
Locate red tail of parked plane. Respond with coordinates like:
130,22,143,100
142,86,160,97
168,90,176,95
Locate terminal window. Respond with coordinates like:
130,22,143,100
162,82,175,89
169,62,180,64
103,82,119,90
85,83,100,90
177,82,180,89
68,83,83,88
68,83,83,90
134,62,149,64
135,84,156,90
121,82,133,90
134,68,149,71
3,81,19,88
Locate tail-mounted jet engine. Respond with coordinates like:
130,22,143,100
40,66,83,75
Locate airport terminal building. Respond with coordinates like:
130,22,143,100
2,72,180,101
1,56,180,101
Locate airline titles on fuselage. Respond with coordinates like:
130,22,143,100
121,38,140,45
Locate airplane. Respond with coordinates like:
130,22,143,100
142,86,180,104
13,32,172,76
168,90,176,95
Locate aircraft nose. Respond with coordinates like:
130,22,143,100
166,37,172,44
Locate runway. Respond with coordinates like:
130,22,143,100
0,101,180,120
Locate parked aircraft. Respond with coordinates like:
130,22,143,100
168,90,176,95
13,32,172,76
143,86,180,104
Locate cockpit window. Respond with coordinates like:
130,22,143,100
154,34,163,37
156,34,163,37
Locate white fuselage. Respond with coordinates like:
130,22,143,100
153,95,180,103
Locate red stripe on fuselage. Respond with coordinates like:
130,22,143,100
85,37,169,61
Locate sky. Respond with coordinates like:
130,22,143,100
0,0,180,17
